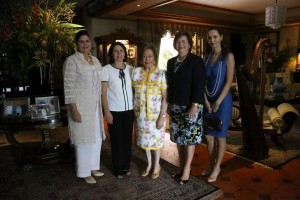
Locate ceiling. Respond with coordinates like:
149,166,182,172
173,0,299,15
70,0,300,28
77,0,300,15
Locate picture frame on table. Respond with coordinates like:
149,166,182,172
35,96,60,114
1,97,30,119
30,104,51,119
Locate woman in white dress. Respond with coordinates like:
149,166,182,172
132,44,168,179
63,30,106,184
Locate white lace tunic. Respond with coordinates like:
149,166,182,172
63,51,106,144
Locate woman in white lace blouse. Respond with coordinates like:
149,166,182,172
63,30,106,184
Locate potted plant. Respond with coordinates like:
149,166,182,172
0,0,83,93
267,47,292,72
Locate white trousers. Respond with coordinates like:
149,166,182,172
75,106,102,178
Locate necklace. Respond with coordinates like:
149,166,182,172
174,61,183,73
84,55,92,62
205,52,222,97
174,54,188,73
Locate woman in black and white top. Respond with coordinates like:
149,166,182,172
101,42,134,179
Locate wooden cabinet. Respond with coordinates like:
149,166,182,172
94,27,142,67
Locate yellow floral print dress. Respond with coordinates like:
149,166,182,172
132,67,167,150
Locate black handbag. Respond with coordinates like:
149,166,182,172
203,112,222,131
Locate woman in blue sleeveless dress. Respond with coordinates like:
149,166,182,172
202,27,235,183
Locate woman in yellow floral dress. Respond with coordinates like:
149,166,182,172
132,44,168,179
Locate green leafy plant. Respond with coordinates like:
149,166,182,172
270,47,293,72
0,0,83,84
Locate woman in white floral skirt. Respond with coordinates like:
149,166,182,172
132,43,168,179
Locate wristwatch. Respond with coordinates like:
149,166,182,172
160,114,167,118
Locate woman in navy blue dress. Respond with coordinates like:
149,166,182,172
203,27,235,182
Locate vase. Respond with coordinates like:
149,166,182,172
272,76,286,95
48,63,64,96
28,66,50,95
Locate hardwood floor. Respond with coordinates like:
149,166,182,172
161,133,300,200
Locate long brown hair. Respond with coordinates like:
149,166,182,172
207,27,228,61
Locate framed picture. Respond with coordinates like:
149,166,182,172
2,97,30,118
30,104,51,119
35,96,60,114
128,47,136,58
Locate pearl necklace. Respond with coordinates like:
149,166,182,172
205,52,222,97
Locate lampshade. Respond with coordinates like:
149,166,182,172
265,0,286,29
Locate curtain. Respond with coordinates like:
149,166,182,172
138,21,210,63
139,21,208,45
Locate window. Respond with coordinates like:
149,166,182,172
158,31,177,70
158,31,205,70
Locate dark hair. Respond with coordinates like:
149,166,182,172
75,30,90,43
108,42,128,64
142,43,159,64
173,31,193,51
207,27,228,60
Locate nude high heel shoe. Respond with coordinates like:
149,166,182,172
141,169,150,177
151,165,161,179
208,168,220,183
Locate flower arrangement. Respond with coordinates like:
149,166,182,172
0,0,83,84
267,47,293,72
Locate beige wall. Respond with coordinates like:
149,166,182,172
91,18,138,37
85,18,138,55
279,26,299,52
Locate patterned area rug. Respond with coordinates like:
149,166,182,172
226,123,300,169
0,132,222,200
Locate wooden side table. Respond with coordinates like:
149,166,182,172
0,114,67,164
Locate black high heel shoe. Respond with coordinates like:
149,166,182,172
178,170,191,185
179,179,189,185
171,173,182,179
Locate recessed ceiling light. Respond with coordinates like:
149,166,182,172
137,4,140,7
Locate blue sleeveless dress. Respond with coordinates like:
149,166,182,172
204,53,232,138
